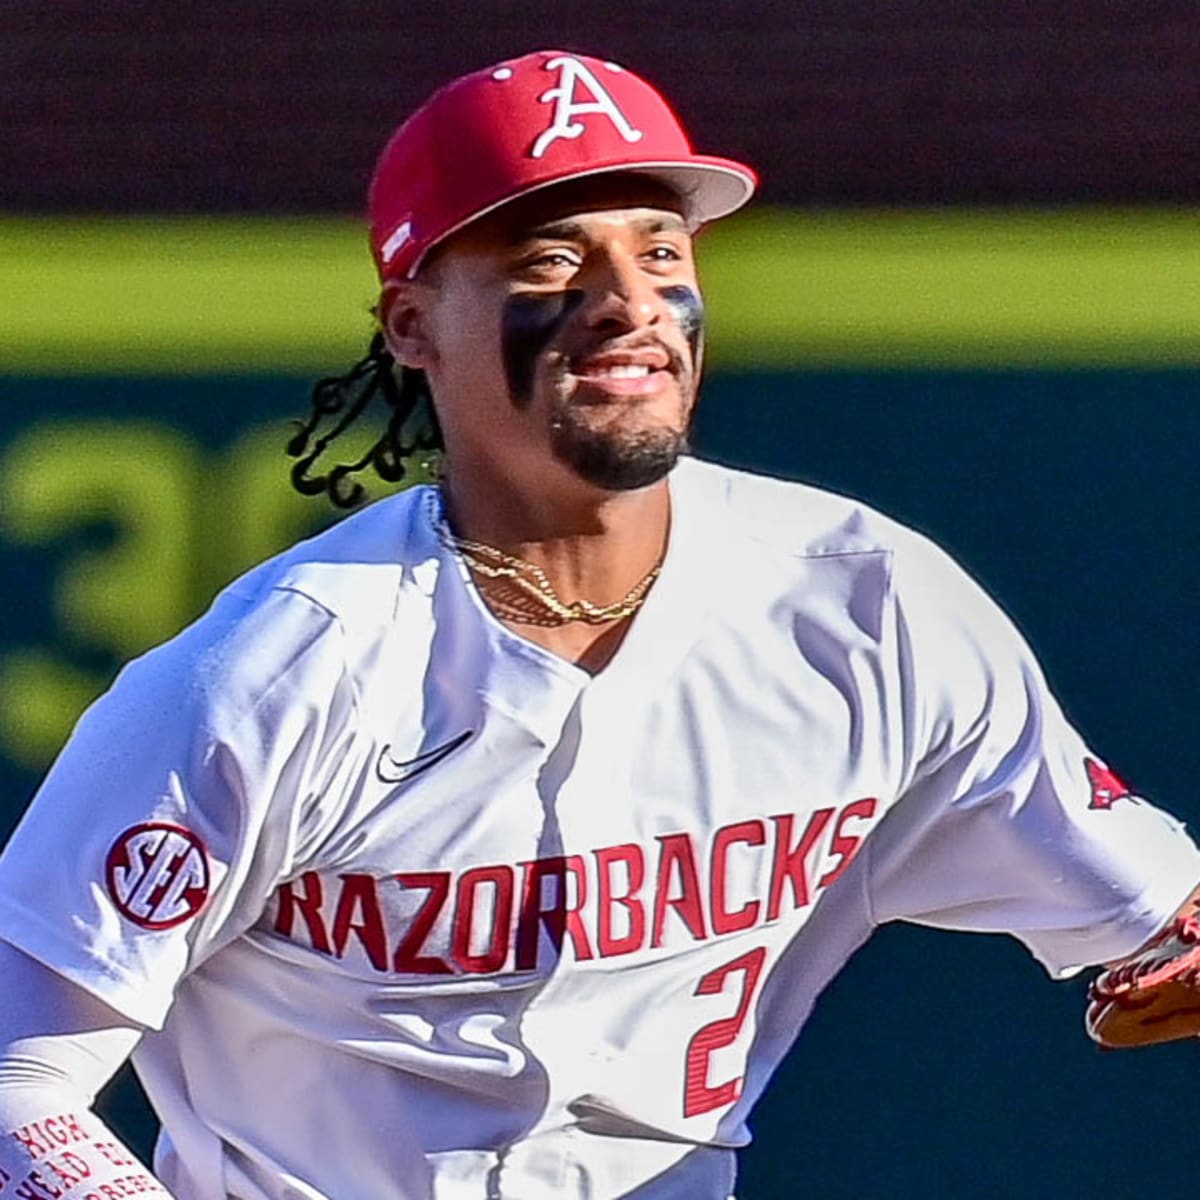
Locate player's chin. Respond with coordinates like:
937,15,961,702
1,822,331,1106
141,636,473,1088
549,405,691,493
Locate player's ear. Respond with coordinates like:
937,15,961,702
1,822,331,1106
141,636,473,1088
379,281,435,370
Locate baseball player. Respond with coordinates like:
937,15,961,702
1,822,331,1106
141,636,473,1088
0,49,1197,1200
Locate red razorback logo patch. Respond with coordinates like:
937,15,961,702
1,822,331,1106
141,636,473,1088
105,823,211,930
1085,758,1137,811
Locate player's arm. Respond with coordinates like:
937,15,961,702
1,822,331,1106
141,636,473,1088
868,524,1200,982
1085,880,1200,1048
0,939,176,1197
0,586,351,1191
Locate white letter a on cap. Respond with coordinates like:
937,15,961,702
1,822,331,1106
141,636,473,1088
531,56,644,159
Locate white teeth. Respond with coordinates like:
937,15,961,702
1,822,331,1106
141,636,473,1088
590,364,650,379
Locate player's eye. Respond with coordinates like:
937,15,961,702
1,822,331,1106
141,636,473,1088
520,248,583,273
645,244,683,262
641,243,687,272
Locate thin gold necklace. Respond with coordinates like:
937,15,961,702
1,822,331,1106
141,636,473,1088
433,497,662,627
449,535,661,626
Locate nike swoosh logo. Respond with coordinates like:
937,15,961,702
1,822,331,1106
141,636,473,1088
376,730,473,785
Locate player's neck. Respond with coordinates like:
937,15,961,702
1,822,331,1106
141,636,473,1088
438,468,671,671
440,471,670,582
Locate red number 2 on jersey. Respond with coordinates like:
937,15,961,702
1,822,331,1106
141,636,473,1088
683,945,768,1118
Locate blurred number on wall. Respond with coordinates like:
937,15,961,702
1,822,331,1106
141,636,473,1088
0,421,327,770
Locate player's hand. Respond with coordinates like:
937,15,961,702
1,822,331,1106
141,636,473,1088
1086,888,1200,1048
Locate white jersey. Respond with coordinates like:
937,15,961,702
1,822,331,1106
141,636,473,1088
0,458,1195,1200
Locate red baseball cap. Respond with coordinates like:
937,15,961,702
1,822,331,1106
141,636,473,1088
368,50,758,281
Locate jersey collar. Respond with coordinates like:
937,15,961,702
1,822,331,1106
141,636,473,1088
413,459,727,740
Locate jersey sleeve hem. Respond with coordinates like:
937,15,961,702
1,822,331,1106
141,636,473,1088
0,900,171,1030
1034,847,1200,979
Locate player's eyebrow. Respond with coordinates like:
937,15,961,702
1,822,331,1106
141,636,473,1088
639,213,688,235
518,219,589,245
515,212,689,245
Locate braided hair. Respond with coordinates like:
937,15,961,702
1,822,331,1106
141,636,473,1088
287,333,444,509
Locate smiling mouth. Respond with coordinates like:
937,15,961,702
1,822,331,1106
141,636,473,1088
566,340,683,393
568,362,676,399
578,363,657,381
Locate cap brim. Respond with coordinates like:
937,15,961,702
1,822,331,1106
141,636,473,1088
407,155,757,277
625,158,759,225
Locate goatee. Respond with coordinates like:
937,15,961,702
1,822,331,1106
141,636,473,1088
549,409,690,491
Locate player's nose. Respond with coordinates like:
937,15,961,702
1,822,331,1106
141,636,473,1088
577,246,668,334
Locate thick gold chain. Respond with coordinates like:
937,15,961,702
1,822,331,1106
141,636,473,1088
442,531,661,626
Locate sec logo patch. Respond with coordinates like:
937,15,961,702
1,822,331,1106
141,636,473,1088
105,823,211,929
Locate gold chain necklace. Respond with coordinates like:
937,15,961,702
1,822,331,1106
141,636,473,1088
434,499,661,626
449,535,661,626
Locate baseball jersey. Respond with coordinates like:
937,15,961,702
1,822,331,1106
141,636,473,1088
0,457,1195,1200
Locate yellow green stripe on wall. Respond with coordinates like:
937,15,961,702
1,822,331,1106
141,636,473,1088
3,209,1200,372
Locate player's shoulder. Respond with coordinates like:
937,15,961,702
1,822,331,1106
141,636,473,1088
674,456,946,566
675,459,1035,719
673,456,998,624
112,487,434,738
221,484,432,623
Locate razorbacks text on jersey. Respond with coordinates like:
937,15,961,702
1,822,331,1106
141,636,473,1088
0,458,1195,1200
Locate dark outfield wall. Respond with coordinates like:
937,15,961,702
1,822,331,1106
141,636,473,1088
0,369,1197,1197
5,1,1200,210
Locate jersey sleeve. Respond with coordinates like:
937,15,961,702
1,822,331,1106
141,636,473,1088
866,530,1200,978
0,584,360,1028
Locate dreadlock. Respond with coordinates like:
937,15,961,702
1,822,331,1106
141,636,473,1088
287,333,444,509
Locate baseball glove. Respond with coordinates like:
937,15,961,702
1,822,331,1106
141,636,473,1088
1086,909,1200,1048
